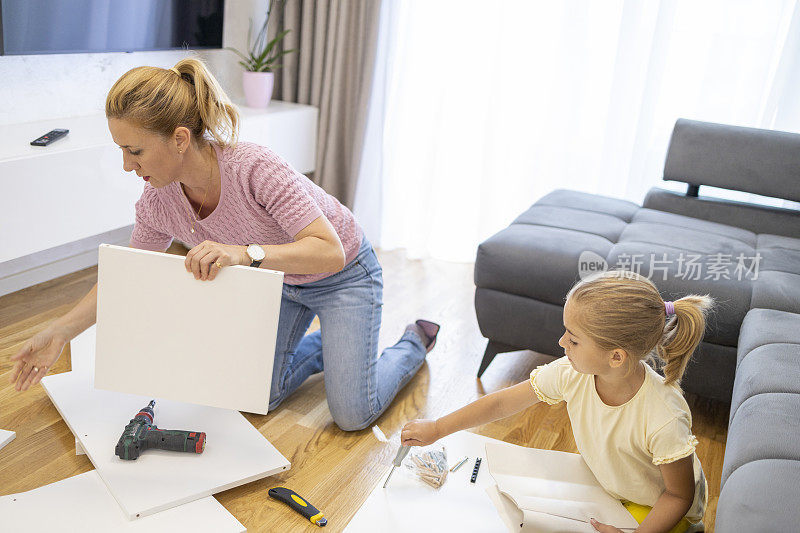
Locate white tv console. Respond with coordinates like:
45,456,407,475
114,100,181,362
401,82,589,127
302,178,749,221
0,101,318,296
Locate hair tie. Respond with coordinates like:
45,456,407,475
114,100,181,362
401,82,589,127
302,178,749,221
664,301,676,316
169,67,180,76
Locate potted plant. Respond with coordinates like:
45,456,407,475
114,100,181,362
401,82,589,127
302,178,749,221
227,0,296,108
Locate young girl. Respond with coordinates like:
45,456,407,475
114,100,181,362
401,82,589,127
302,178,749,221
402,270,711,533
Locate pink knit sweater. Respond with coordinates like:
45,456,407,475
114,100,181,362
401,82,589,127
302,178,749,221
129,141,363,285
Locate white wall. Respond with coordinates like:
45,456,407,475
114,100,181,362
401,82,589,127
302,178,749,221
0,0,269,127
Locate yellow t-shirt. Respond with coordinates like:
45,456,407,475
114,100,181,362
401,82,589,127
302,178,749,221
530,356,707,522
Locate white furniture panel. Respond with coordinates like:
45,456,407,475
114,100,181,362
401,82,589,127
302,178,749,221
0,102,317,167
0,145,141,263
0,113,114,164
0,429,15,452
95,245,283,414
0,470,245,532
69,324,97,376
41,368,290,519
238,102,319,174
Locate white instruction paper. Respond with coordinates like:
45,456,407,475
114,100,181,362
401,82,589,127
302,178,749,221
486,441,639,532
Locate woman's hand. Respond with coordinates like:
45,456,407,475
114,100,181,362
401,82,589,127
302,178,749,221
9,325,69,391
590,518,625,533
401,419,441,447
185,240,248,281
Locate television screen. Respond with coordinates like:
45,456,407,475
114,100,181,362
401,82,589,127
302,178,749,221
0,0,224,55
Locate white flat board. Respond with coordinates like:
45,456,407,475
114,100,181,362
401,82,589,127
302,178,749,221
69,324,97,376
41,369,290,519
95,244,284,414
0,429,15,452
71,325,92,457
344,431,507,533
0,470,245,532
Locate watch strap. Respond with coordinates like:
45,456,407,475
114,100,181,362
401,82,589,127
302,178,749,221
250,259,263,268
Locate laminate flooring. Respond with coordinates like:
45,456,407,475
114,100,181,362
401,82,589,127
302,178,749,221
0,244,728,531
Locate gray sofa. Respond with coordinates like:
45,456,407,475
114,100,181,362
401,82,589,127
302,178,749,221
473,118,800,531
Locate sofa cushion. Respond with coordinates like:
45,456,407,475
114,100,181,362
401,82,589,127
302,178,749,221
737,308,800,357
512,204,629,243
751,234,800,314
534,189,640,221
730,343,800,423
731,308,800,423
721,392,800,489
475,224,611,306
627,208,757,248
715,459,800,533
475,190,639,306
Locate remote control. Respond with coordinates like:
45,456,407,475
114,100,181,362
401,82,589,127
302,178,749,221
30,128,69,146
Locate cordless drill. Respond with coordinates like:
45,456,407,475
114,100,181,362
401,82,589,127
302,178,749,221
115,400,206,460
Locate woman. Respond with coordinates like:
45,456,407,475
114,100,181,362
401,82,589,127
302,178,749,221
9,57,439,431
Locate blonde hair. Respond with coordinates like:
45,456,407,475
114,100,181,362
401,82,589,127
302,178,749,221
566,270,713,387
105,57,239,149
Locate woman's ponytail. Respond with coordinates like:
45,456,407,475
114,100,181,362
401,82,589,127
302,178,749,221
106,55,239,149
172,58,239,148
658,295,714,386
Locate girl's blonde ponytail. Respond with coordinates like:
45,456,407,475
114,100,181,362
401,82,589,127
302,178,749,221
658,295,714,385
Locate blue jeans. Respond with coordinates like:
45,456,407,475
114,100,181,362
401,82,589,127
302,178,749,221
268,237,427,431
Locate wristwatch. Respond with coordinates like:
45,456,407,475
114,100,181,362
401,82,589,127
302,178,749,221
246,244,266,268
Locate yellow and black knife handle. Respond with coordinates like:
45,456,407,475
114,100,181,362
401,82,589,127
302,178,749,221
268,487,327,527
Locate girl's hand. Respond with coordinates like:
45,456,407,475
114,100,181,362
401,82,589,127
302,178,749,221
9,325,69,391
590,518,624,533
185,241,248,281
401,419,441,446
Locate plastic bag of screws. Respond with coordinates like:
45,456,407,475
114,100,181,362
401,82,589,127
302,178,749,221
404,446,448,488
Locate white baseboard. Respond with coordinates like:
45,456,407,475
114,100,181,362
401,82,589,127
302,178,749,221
0,226,133,297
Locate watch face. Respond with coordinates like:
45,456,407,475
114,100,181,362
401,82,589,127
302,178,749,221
247,244,266,261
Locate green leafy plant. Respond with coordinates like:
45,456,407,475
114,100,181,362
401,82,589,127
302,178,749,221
226,0,296,73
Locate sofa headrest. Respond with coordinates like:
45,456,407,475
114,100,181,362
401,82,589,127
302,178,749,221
664,118,800,203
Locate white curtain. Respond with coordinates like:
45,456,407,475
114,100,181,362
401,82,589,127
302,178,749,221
354,0,800,262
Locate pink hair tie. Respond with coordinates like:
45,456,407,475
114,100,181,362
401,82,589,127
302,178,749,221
664,301,676,316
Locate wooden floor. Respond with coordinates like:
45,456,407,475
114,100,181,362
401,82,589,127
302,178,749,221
0,246,729,532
